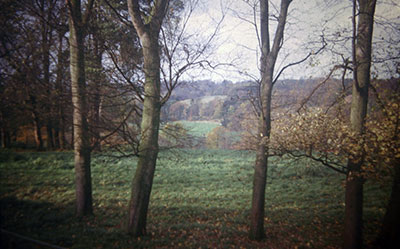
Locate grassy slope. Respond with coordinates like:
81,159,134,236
0,150,390,248
174,120,221,137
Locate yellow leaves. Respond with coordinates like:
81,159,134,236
270,108,352,157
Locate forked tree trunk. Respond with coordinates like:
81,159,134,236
68,0,93,217
127,38,161,235
249,0,291,241
344,1,376,248
126,0,169,237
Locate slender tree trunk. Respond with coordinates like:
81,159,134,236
127,35,161,237
90,38,103,152
126,0,169,237
59,109,67,149
54,125,60,149
46,124,54,149
55,28,67,150
68,0,93,217
30,94,44,151
40,0,54,150
33,114,44,151
249,0,291,241
344,1,376,248
6,130,11,148
1,127,10,148
250,70,273,240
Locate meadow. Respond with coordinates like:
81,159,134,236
174,120,221,137
0,148,390,248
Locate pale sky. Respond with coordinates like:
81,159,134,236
181,0,400,82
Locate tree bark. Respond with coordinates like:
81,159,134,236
54,125,60,149
249,0,291,241
40,0,55,150
58,108,67,150
344,1,376,248
46,125,55,149
68,0,93,217
54,3,68,150
30,94,44,151
126,0,169,237
55,29,67,150
1,127,11,148
89,37,103,152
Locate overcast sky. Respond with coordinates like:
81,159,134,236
181,0,400,82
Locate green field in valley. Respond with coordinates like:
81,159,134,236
0,149,390,248
173,120,221,137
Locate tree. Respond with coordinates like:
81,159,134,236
38,0,56,150
126,0,169,237
249,0,292,240
264,1,392,246
67,0,95,217
206,126,231,149
53,7,69,150
0,0,49,151
344,1,376,248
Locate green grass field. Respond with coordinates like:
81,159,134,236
0,149,390,248
174,120,221,137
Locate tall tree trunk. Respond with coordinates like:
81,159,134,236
55,27,67,150
90,38,103,152
68,0,93,217
127,38,161,235
250,78,272,240
377,160,400,248
249,0,291,241
126,28,162,238
344,1,376,248
126,0,169,237
40,0,54,150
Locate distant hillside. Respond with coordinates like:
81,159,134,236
161,78,353,123
160,78,397,150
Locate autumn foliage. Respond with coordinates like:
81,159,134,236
263,79,400,182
